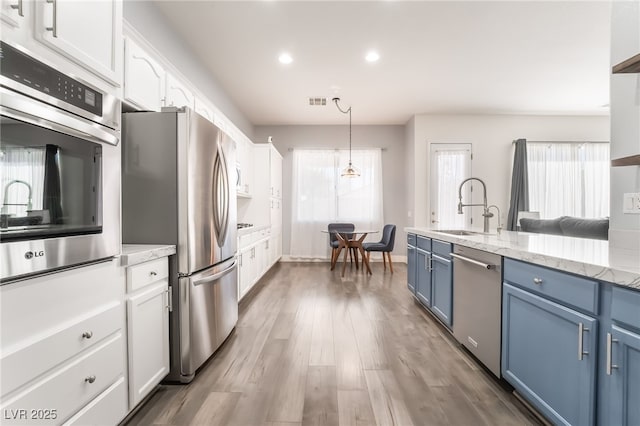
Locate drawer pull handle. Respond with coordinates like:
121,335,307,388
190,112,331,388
84,375,96,384
533,277,543,285
82,331,93,339
606,333,619,375
150,271,157,276
10,0,23,17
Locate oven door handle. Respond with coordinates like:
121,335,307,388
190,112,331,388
0,88,119,146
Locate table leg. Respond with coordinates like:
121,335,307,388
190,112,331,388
331,233,347,271
341,242,349,277
357,234,372,275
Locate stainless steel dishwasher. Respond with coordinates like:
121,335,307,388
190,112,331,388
451,245,502,377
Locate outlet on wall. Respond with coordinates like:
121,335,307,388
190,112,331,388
622,192,640,214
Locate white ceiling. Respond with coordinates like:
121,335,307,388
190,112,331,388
155,1,611,126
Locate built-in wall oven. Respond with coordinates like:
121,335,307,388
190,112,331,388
0,41,121,282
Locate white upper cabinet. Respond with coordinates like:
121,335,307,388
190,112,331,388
1,0,27,30
194,97,214,122
270,146,283,200
165,72,194,109
236,136,254,197
124,37,165,111
34,0,123,86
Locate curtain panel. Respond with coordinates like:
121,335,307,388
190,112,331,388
290,149,384,259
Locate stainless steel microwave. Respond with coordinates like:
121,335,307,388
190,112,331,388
0,42,121,283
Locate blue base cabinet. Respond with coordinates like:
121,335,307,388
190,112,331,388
608,325,640,426
407,244,416,294
502,283,598,426
416,248,431,307
431,253,452,326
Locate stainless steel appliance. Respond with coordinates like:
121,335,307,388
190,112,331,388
0,42,121,282
122,108,238,383
451,245,502,377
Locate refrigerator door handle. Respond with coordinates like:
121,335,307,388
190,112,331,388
193,259,238,286
219,143,230,244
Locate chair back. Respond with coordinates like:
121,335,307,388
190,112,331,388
381,224,396,251
328,223,355,243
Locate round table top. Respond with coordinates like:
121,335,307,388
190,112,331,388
321,230,379,234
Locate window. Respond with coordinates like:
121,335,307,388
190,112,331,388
527,142,609,219
290,149,383,259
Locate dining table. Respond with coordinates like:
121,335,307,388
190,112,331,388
322,229,379,277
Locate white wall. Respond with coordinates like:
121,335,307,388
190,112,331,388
405,116,416,227
123,1,254,138
253,125,407,258
610,1,640,248
410,114,610,231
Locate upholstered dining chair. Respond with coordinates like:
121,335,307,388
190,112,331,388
328,223,355,265
363,224,396,273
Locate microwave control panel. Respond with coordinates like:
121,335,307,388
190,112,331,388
0,41,103,117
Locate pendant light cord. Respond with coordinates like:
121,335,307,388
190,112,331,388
332,97,352,164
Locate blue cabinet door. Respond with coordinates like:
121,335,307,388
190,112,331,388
431,254,452,327
502,283,598,426
416,248,431,307
407,245,416,294
608,325,640,426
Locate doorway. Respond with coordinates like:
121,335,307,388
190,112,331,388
429,143,472,229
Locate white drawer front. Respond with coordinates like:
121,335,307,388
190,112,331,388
2,303,123,396
62,377,127,426
239,233,252,249
0,334,124,425
127,258,169,292
1,260,124,351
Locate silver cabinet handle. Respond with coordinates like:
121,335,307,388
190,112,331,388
82,331,93,339
10,0,23,17
533,277,543,285
84,375,96,384
606,332,619,375
45,0,57,37
578,323,590,360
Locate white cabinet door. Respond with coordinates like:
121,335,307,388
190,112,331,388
165,73,194,108
127,280,169,408
34,0,123,85
124,37,165,111
239,246,256,300
1,0,28,30
236,137,254,196
270,147,283,199
194,97,213,122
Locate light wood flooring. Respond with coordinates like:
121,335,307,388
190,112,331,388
126,262,541,426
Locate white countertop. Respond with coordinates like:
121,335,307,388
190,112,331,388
120,244,176,267
405,228,640,290
237,224,270,236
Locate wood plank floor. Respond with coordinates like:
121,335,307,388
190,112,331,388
125,262,541,426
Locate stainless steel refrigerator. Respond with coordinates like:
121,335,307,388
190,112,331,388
122,107,237,383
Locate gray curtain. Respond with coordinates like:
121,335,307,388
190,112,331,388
507,139,529,231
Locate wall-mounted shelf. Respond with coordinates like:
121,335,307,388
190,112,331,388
612,53,640,73
611,154,640,167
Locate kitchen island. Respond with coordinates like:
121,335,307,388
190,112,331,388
405,228,640,426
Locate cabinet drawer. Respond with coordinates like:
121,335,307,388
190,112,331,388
503,258,599,314
63,377,127,426
416,236,431,251
2,334,124,425
611,286,640,331
407,233,417,246
432,240,452,258
127,258,169,292
239,233,253,249
1,303,122,396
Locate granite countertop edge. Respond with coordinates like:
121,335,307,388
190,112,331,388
405,227,640,290
120,244,177,267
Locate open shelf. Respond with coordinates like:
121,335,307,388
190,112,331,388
611,154,640,167
612,53,640,73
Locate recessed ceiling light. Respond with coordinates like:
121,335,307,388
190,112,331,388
278,53,293,64
365,51,380,63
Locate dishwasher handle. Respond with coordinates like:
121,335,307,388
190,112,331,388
450,253,495,270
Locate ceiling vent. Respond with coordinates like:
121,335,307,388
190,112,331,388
308,97,327,106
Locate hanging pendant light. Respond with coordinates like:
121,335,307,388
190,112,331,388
332,97,360,178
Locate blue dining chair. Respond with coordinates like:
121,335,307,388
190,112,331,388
363,224,396,273
328,223,355,266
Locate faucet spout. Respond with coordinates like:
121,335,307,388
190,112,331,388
2,180,33,214
457,177,490,233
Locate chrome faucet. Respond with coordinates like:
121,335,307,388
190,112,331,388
487,204,502,234
1,180,33,214
457,177,491,233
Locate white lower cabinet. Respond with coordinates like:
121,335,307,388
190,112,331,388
125,258,170,409
0,260,127,425
237,227,281,301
